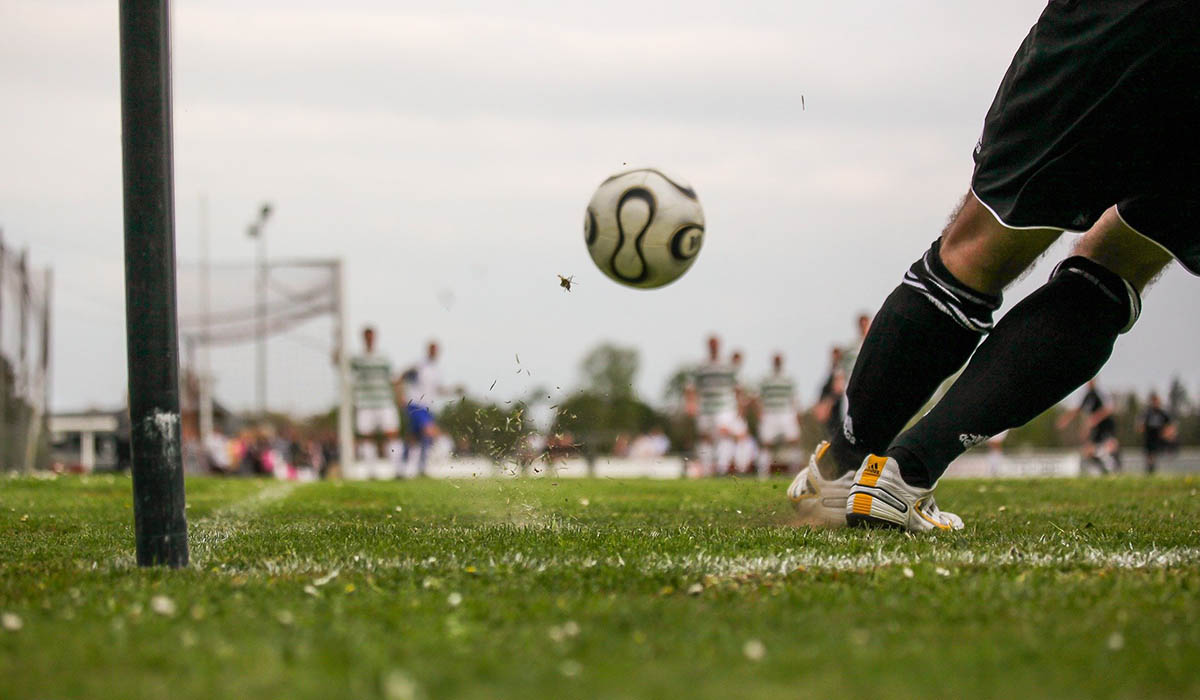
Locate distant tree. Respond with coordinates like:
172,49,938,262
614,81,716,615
1168,376,1191,415
523,384,551,406
1115,391,1142,447
662,364,693,404
545,343,671,455
581,343,639,399
550,392,662,451
439,396,532,463
1006,406,1070,449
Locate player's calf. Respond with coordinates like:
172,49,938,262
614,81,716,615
827,235,1006,477
889,253,1145,488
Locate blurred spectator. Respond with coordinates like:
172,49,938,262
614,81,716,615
629,428,671,458
546,432,576,463
613,433,632,458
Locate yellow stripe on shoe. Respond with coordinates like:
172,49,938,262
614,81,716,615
913,497,952,530
859,455,886,487
851,492,873,515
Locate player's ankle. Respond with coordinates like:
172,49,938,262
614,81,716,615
885,446,934,489
824,437,862,480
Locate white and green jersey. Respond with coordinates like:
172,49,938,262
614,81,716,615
694,361,738,416
760,373,796,415
841,340,864,380
350,352,394,409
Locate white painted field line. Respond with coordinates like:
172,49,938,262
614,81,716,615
206,544,1200,580
189,482,298,564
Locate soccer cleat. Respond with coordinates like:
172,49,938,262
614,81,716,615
845,454,964,532
787,441,855,527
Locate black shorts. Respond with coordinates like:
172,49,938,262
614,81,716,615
1088,418,1117,446
972,0,1200,274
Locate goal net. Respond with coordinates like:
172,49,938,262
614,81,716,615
175,258,352,473
0,235,52,473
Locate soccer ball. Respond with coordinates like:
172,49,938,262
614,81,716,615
583,168,705,289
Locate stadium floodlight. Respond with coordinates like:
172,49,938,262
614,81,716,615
246,202,273,415
119,0,189,567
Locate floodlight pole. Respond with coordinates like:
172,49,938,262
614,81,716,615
247,204,271,416
119,0,189,567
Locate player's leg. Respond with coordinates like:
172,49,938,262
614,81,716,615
754,418,775,477
734,434,757,475
1094,444,1108,475
773,415,803,474
715,436,735,476
355,408,381,463
844,0,1194,528
417,418,439,477
384,429,404,477
371,404,402,478
1104,435,1122,474
824,192,1059,478
881,208,1170,496
693,439,713,478
1083,439,1107,476
754,442,771,478
404,404,433,477
712,413,737,476
692,415,714,478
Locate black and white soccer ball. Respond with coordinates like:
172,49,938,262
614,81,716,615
583,168,705,289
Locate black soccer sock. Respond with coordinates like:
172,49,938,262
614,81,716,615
824,239,1000,478
889,256,1141,487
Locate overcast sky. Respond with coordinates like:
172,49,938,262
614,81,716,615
3,0,1197,417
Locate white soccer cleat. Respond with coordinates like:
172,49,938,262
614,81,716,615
845,454,964,532
787,442,855,527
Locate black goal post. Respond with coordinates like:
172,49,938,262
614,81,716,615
119,0,189,567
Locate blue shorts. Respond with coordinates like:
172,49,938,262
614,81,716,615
406,402,435,435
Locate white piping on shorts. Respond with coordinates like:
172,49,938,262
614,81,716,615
973,189,1189,274
969,187,1084,233
1113,203,1181,262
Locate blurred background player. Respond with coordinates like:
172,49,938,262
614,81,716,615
729,350,758,474
756,352,802,476
684,335,738,477
813,346,846,442
1058,378,1121,475
840,312,872,379
400,340,445,478
350,326,402,476
1138,391,1176,475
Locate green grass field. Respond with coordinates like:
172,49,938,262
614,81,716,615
2,474,1199,699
